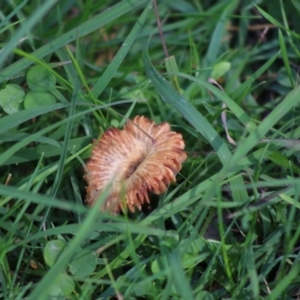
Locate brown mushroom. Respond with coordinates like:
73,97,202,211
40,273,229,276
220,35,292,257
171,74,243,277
84,115,187,213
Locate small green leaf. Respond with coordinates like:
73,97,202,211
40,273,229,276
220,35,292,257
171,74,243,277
161,232,179,249
44,240,67,267
24,91,56,109
47,272,75,297
26,65,56,92
0,84,24,114
151,259,165,280
211,61,231,79
181,253,196,269
69,249,96,278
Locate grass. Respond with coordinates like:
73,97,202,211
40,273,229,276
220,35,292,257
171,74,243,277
1,0,300,299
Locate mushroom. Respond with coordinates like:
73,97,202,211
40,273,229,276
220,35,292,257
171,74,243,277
84,116,187,213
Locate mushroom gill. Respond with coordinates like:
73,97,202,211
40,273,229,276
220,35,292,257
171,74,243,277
84,115,187,213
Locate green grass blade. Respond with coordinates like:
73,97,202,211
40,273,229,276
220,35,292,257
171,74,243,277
176,73,256,132
0,0,58,68
0,184,87,214
278,29,295,88
0,101,130,165
267,265,300,299
0,0,27,30
2,137,90,166
143,47,232,165
168,250,194,300
0,103,69,135
204,0,237,68
227,86,300,169
27,188,110,299
143,45,249,230
256,5,300,39
230,51,279,101
91,1,152,98
49,49,81,198
0,0,148,84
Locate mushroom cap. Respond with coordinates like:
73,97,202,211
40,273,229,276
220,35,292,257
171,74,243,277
84,115,187,213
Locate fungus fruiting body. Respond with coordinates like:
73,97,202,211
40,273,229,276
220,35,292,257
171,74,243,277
84,116,187,213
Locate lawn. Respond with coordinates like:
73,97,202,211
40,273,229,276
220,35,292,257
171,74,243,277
1,0,300,299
